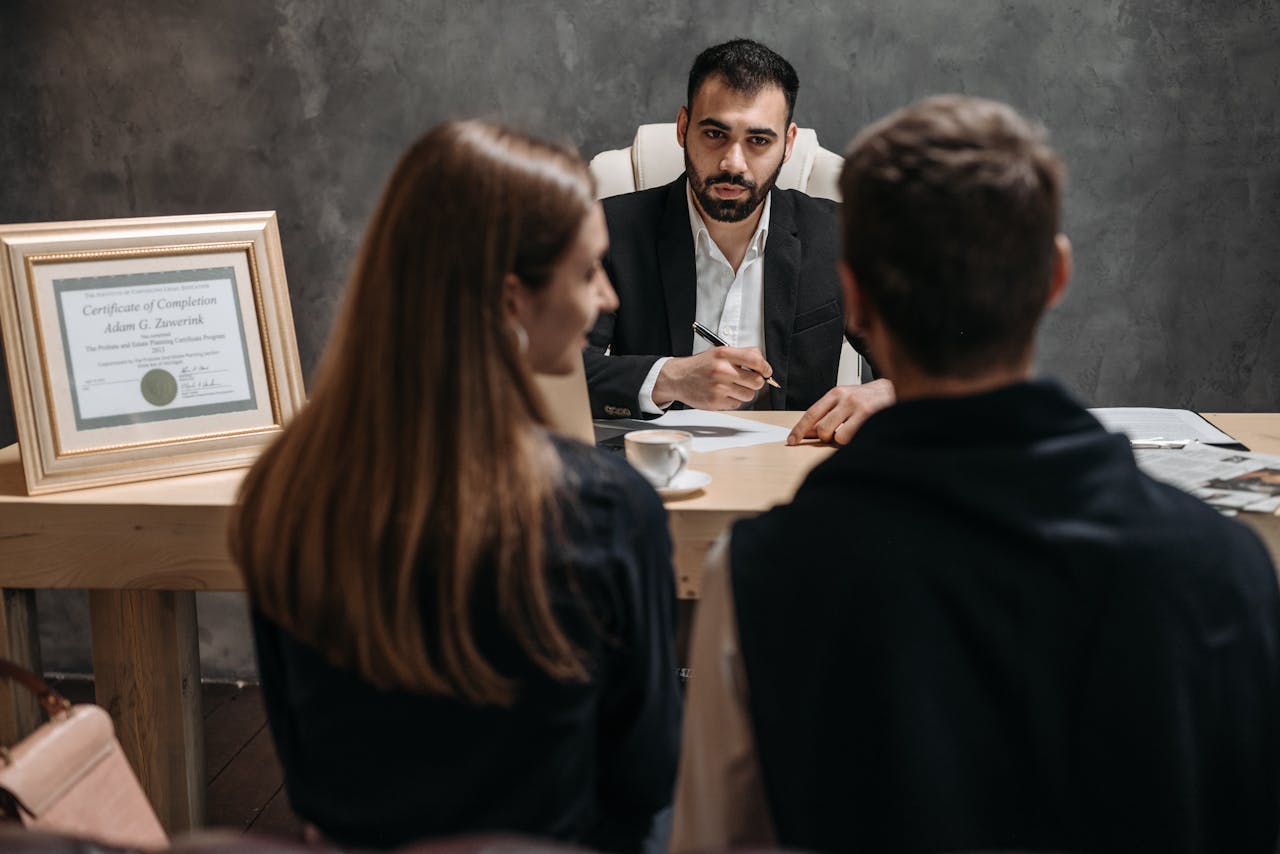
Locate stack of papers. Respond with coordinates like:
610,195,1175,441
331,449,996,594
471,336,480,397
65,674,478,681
1088,407,1239,446
633,410,791,452
1088,407,1276,514
594,410,791,453
1135,444,1280,514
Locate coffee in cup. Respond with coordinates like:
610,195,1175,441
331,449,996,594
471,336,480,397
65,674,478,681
624,429,692,488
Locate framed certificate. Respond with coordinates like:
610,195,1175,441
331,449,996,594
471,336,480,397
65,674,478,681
0,212,306,494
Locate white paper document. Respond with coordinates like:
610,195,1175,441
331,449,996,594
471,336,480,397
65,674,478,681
644,410,792,452
1088,407,1237,445
54,267,255,430
1135,444,1280,514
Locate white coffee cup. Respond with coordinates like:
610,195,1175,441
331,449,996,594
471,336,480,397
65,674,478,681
625,429,692,488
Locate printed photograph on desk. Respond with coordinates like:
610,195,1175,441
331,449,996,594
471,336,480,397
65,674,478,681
0,212,306,494
1136,444,1280,515
1204,468,1280,501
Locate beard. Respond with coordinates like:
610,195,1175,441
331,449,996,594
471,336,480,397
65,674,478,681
684,145,784,224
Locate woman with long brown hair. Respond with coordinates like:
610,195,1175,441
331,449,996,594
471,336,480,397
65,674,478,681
230,121,680,851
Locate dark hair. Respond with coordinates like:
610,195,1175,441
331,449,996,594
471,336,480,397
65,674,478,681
687,38,799,124
840,95,1065,377
230,121,596,706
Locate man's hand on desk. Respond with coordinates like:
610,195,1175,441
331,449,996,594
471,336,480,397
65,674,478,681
787,379,896,446
652,346,772,410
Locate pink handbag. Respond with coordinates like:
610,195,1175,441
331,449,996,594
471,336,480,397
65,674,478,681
0,659,168,850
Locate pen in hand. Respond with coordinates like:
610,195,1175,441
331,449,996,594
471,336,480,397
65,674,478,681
691,322,781,389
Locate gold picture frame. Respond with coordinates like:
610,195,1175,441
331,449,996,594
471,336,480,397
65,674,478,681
0,212,306,494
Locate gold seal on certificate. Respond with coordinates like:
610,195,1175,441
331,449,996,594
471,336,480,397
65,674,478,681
140,369,179,407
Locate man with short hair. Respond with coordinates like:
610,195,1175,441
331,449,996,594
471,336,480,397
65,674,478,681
585,39,892,443
672,96,1280,853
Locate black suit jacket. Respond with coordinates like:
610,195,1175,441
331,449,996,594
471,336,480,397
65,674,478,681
584,176,849,418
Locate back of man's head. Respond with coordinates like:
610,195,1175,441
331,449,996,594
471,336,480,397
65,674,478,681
687,38,799,123
841,95,1065,378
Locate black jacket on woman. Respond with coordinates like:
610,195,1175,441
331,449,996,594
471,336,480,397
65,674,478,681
252,436,681,851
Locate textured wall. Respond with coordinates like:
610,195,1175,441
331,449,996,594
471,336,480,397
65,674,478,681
2,1,1278,675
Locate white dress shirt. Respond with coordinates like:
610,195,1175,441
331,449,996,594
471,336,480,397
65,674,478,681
637,185,772,414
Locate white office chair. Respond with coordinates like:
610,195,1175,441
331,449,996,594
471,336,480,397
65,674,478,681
588,123,864,385
588,122,844,201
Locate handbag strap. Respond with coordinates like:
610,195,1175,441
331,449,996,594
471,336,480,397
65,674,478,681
0,660,71,719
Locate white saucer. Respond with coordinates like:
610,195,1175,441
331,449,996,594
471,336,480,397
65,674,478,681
657,468,712,498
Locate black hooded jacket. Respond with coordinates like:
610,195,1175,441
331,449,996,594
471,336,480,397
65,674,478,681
731,380,1280,853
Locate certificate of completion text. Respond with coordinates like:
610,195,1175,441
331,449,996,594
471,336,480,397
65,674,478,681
54,267,258,431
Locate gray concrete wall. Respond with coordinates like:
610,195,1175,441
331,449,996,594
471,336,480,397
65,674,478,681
2,1,1278,677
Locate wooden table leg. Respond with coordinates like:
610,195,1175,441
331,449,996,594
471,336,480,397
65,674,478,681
675,599,696,669
90,589,205,834
0,589,43,744
670,511,746,600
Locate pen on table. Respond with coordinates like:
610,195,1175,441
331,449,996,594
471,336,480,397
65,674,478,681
1130,437,1196,449
691,321,781,389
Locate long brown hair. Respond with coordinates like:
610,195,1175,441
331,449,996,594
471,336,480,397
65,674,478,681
230,121,597,705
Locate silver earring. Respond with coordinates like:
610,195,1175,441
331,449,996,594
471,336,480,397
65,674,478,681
511,321,529,354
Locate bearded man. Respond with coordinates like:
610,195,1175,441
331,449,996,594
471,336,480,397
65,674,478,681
584,39,892,444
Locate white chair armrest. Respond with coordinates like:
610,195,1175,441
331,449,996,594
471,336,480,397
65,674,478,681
837,339,863,386
588,148,637,199
632,124,685,191
805,147,845,202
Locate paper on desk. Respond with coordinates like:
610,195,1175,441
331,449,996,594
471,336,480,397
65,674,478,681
647,409,791,452
1135,443,1280,514
1089,407,1237,445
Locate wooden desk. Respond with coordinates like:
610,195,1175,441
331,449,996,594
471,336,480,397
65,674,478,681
672,413,1280,596
0,410,1277,831
668,412,833,597
0,446,242,832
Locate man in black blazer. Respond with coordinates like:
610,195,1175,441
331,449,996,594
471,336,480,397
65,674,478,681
584,39,893,444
